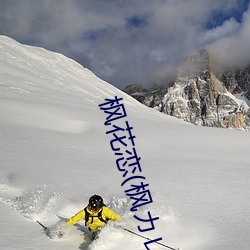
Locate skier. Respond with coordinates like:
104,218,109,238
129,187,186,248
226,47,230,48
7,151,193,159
66,194,122,239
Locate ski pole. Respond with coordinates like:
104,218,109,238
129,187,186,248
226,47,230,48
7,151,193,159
122,227,180,250
37,220,48,231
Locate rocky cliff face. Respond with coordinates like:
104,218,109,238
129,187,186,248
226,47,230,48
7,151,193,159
123,49,250,130
217,66,250,99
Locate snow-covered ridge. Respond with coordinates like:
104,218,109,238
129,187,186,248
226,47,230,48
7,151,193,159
0,35,143,107
0,35,150,134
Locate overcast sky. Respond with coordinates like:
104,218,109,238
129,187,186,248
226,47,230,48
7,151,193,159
0,0,249,89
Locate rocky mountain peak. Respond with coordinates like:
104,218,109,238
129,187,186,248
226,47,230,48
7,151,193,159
123,49,250,130
177,48,210,78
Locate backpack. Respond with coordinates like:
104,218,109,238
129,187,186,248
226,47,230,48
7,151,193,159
84,206,109,226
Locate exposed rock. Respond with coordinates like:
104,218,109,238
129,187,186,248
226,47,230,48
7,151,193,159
123,84,147,103
217,66,250,99
123,49,250,130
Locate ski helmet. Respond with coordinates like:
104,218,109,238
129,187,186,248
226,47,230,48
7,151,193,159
89,195,104,211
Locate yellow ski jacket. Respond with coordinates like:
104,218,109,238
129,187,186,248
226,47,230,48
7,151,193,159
67,206,121,233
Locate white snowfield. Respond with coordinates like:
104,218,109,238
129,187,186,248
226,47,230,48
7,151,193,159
0,35,250,250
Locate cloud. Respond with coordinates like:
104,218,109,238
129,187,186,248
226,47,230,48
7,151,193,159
0,0,249,88
209,4,250,69
200,18,240,45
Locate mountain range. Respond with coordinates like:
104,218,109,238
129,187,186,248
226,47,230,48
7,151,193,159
123,49,250,130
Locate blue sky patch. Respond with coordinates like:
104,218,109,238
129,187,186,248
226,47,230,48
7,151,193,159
126,15,148,28
206,0,249,29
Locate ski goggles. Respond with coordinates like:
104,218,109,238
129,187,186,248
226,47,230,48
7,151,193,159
89,205,101,212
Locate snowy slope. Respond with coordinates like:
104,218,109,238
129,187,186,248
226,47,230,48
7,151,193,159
0,36,250,250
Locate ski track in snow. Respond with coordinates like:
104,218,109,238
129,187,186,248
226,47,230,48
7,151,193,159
0,179,212,250
0,182,139,249
0,179,138,249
